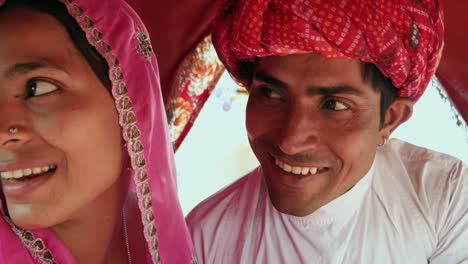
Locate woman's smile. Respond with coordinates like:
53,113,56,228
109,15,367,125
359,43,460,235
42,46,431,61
1,163,57,200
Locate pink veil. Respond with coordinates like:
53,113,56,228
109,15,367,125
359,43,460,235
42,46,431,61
0,0,195,263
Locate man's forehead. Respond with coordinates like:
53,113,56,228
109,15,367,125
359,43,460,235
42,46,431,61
254,54,367,84
257,53,363,71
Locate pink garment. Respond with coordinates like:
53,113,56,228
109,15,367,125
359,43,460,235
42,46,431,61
0,0,194,263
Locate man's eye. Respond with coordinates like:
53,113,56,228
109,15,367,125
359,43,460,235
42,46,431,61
323,99,349,111
258,87,282,99
26,80,58,98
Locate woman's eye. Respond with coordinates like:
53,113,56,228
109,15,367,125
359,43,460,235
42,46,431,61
26,80,59,98
258,87,282,99
323,99,349,111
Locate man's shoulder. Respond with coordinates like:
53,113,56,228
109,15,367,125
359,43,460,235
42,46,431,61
383,138,466,176
381,139,468,262
186,168,264,262
186,167,262,230
387,138,462,159
377,138,467,211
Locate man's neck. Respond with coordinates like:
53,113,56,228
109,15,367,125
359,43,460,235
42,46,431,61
269,190,330,216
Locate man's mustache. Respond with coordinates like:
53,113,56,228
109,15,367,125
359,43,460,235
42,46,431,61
276,149,329,164
258,138,332,164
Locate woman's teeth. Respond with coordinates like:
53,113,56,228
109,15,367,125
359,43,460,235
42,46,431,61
275,159,319,175
0,165,56,180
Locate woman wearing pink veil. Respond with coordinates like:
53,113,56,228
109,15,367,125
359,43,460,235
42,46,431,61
0,0,194,263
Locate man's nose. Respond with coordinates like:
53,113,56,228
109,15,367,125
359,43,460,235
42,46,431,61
277,106,320,155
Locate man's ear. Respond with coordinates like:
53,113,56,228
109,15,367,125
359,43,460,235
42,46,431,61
380,98,413,141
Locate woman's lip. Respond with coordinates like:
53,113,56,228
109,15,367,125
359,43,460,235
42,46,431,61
1,169,55,201
0,160,58,174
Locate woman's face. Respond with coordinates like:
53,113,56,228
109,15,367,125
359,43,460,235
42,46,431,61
0,7,124,229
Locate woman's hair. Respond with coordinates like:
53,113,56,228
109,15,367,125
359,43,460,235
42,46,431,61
0,0,112,91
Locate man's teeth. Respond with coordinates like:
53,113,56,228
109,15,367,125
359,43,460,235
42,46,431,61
0,165,56,180
275,159,318,175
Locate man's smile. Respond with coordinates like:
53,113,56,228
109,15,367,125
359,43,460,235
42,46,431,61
274,157,330,175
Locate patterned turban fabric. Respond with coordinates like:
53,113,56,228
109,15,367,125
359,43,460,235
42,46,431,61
212,0,444,101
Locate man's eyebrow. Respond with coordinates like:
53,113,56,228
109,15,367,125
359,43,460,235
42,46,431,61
4,62,66,79
253,71,288,89
306,85,364,96
253,70,365,97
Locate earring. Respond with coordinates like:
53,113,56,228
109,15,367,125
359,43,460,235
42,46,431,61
8,126,18,134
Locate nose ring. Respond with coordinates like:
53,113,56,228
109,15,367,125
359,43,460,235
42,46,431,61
8,126,18,134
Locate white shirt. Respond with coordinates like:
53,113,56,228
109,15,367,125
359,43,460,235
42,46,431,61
186,139,468,263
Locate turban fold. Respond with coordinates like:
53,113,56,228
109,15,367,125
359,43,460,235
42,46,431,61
212,0,444,101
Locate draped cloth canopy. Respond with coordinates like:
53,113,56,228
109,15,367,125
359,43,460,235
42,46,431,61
436,1,468,126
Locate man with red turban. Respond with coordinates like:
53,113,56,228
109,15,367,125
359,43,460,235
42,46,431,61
187,0,468,263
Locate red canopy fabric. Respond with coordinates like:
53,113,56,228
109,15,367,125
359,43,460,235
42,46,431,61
436,1,468,125
125,0,222,102
127,0,467,136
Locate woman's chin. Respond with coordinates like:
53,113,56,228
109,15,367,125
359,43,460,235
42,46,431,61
7,205,54,230
11,218,49,230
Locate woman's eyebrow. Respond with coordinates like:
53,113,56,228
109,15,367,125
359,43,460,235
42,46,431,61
4,61,68,79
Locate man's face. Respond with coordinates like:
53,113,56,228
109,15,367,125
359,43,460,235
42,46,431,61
246,53,384,216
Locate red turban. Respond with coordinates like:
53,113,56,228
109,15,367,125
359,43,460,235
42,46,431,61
212,0,444,101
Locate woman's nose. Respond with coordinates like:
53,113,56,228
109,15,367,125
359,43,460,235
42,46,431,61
0,102,32,149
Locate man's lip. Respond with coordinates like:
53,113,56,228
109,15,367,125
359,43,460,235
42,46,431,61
268,152,328,169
